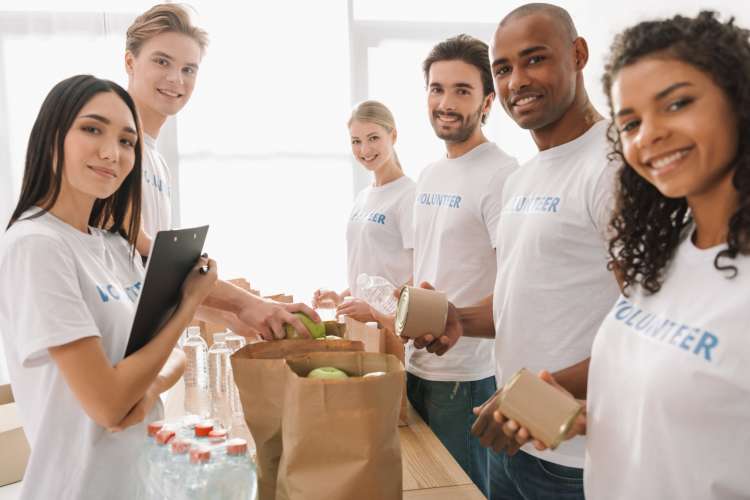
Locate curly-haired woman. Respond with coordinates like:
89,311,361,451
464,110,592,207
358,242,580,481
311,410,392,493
498,10,750,500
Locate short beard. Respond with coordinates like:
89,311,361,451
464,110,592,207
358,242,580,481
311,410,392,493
431,104,484,143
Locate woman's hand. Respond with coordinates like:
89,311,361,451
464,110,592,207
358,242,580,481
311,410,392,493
336,297,375,323
312,289,342,308
107,382,160,433
180,254,218,309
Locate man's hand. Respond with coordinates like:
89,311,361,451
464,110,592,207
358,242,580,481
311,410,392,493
493,370,587,453
335,297,374,323
470,390,510,453
237,299,320,340
404,282,462,356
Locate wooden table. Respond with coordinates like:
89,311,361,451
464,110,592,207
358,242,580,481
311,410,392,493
401,405,486,499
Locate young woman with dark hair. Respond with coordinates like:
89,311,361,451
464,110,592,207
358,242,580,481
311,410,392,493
0,74,217,500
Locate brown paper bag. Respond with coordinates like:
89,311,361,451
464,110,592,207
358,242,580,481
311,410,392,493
345,318,408,426
231,339,365,500
323,320,345,338
277,351,403,500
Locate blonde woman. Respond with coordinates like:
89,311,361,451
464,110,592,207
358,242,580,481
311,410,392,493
314,101,415,322
125,4,318,339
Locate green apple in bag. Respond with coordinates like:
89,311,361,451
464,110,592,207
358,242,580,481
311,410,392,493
307,366,349,380
284,312,326,339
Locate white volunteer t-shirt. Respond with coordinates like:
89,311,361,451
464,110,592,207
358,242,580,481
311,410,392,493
141,134,173,237
347,175,415,294
493,120,620,467
0,209,160,500
586,233,750,500
410,141,519,382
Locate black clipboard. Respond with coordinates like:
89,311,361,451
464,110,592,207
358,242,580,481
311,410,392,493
125,225,209,356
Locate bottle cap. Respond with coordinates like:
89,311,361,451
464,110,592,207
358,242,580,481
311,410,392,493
186,326,201,337
208,428,227,438
171,438,192,455
212,332,227,343
155,428,176,446
343,296,355,302
226,438,248,456
147,420,164,437
365,322,378,329
208,428,228,443
194,421,214,437
189,446,211,464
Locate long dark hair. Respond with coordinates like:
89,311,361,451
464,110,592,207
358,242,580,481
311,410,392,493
7,74,142,250
602,11,750,294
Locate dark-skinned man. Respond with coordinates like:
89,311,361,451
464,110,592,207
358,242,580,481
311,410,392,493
407,4,621,499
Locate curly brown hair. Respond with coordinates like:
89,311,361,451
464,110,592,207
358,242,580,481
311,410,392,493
602,10,750,294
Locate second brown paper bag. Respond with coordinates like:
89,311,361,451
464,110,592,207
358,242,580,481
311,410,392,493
231,339,365,500
277,351,404,500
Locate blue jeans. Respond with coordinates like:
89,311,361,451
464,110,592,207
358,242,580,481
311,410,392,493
490,449,584,500
406,372,496,497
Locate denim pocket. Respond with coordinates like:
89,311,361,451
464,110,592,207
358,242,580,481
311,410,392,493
534,458,583,484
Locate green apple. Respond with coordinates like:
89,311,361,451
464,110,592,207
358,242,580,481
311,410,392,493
307,366,349,380
285,312,326,339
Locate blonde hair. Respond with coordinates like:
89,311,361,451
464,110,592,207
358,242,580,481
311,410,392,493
126,4,209,56
348,100,402,170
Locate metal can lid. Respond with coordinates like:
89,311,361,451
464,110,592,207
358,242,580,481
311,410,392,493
189,446,211,464
170,438,192,454
155,428,176,446
226,438,248,456
394,286,410,336
194,421,214,437
147,420,164,437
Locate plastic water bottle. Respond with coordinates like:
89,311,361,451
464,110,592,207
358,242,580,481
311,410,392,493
185,446,214,498
135,421,165,499
355,273,397,315
224,329,246,353
162,438,192,499
208,333,234,430
148,427,177,497
221,438,258,500
183,326,210,418
223,330,246,426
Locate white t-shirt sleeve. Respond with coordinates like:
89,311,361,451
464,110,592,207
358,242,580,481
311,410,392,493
1,235,101,367
398,187,416,250
481,168,509,248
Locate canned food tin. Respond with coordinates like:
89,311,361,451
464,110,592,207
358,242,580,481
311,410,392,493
497,368,583,450
395,286,449,339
